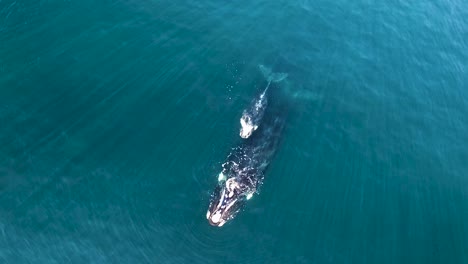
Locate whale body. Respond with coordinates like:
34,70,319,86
239,65,288,139
239,88,268,138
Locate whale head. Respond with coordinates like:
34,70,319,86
240,115,258,139
206,176,254,227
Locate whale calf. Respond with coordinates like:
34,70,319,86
207,98,286,227
239,65,287,139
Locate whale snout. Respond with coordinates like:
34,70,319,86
207,177,249,227
206,210,227,227
240,128,253,138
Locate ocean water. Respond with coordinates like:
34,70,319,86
1,0,467,263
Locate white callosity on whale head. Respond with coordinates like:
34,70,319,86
240,113,258,138
210,211,225,226
207,209,227,227
218,172,226,182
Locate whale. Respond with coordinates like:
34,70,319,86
207,94,287,227
239,65,288,139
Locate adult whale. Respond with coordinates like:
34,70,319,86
207,89,287,227
239,65,288,138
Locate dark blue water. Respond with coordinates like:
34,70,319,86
1,0,467,263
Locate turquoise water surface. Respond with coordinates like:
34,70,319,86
1,0,467,263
